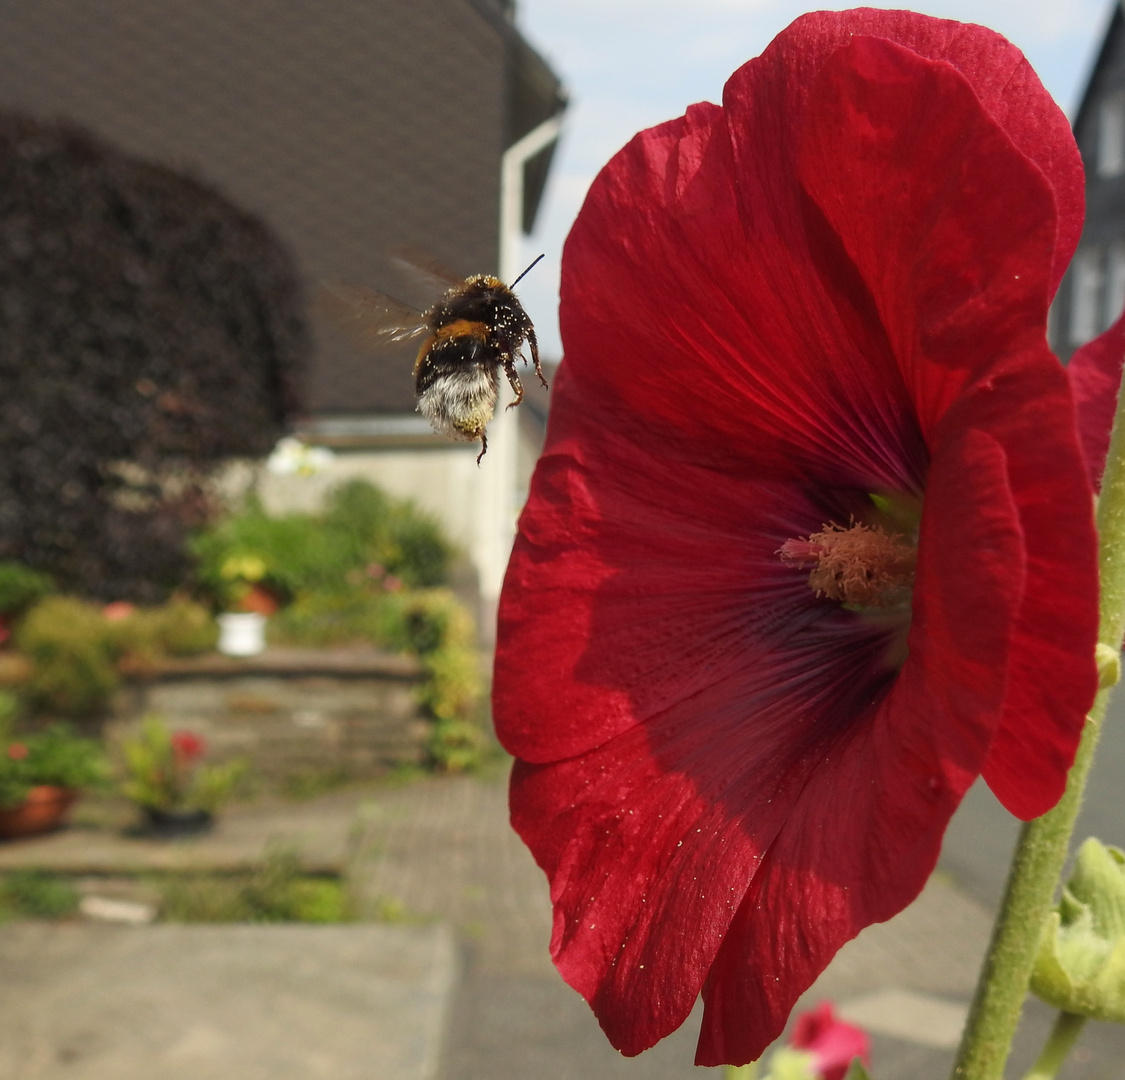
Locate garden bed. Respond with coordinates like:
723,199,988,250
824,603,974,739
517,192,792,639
107,645,430,785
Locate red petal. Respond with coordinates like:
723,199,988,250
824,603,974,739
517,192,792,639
1068,311,1125,490
560,94,926,491
791,34,1098,817
697,422,1025,1065
738,10,1082,295
793,36,1059,434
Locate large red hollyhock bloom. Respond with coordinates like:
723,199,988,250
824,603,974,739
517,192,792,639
493,8,1100,1068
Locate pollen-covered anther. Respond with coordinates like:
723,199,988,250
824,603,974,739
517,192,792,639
780,521,916,608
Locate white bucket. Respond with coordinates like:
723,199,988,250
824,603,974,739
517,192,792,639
216,612,267,657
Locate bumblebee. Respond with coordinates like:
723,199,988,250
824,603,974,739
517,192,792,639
319,252,547,462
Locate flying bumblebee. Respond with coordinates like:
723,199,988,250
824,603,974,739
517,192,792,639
318,251,547,463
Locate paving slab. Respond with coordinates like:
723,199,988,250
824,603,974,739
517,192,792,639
354,774,1125,1080
0,922,456,1080
0,788,372,874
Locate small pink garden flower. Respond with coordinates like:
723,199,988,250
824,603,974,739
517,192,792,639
790,1003,870,1080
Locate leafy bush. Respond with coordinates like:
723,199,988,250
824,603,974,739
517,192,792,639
190,480,453,609
0,716,108,806
108,597,217,665
321,481,452,588
14,595,217,714
159,849,349,923
388,590,487,772
0,563,52,617
0,870,79,920
16,597,118,716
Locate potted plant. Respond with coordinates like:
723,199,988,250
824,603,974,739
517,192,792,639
0,708,108,839
213,555,280,657
119,715,246,837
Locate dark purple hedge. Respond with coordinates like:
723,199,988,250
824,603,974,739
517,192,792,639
0,113,307,601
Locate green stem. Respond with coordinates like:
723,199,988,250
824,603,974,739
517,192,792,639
950,364,1125,1079
1021,1012,1087,1080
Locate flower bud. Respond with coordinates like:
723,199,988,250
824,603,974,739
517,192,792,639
1031,838,1125,1022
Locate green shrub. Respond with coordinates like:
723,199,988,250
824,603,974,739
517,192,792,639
321,480,451,588
0,870,79,920
387,590,486,772
269,590,398,648
0,721,108,806
16,597,118,715
0,563,53,617
109,598,218,662
190,480,453,608
158,849,349,923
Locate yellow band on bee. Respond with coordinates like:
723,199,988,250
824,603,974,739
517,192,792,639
435,319,489,342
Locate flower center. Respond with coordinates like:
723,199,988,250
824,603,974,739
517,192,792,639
779,521,916,609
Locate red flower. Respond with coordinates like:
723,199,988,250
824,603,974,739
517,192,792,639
790,1003,870,1080
6,742,28,761
492,9,1100,1068
1067,310,1125,490
170,731,206,762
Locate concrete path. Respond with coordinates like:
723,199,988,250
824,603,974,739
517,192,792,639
2,771,1124,1078
0,922,454,1080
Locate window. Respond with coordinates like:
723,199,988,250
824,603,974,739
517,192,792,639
1070,246,1104,346
1100,90,1125,178
1107,241,1125,328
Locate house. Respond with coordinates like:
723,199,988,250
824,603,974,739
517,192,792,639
0,0,565,633
1054,0,1125,360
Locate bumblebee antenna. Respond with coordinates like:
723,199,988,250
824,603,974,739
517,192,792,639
509,253,545,289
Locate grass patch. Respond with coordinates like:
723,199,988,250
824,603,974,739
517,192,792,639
157,849,350,923
0,869,80,920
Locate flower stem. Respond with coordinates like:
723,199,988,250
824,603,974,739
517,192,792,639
1021,1012,1087,1080
950,367,1125,1079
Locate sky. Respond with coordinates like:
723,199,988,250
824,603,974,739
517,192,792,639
509,0,1116,360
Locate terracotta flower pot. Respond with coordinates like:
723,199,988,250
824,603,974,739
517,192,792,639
0,785,77,839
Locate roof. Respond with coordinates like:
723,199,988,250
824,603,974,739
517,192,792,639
0,0,565,418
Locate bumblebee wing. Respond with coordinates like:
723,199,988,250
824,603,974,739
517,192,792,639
315,283,428,347
389,245,465,295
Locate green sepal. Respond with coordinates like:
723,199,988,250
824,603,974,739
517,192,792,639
843,1060,874,1080
1031,838,1125,1023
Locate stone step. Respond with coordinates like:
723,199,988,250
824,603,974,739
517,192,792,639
0,921,456,1080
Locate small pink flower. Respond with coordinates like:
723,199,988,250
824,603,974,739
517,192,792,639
365,563,386,580
6,742,28,761
170,731,206,761
382,575,403,593
790,1003,870,1080
102,601,137,622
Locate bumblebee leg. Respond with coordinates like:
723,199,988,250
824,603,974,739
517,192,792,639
504,359,525,410
476,430,487,464
528,327,548,388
